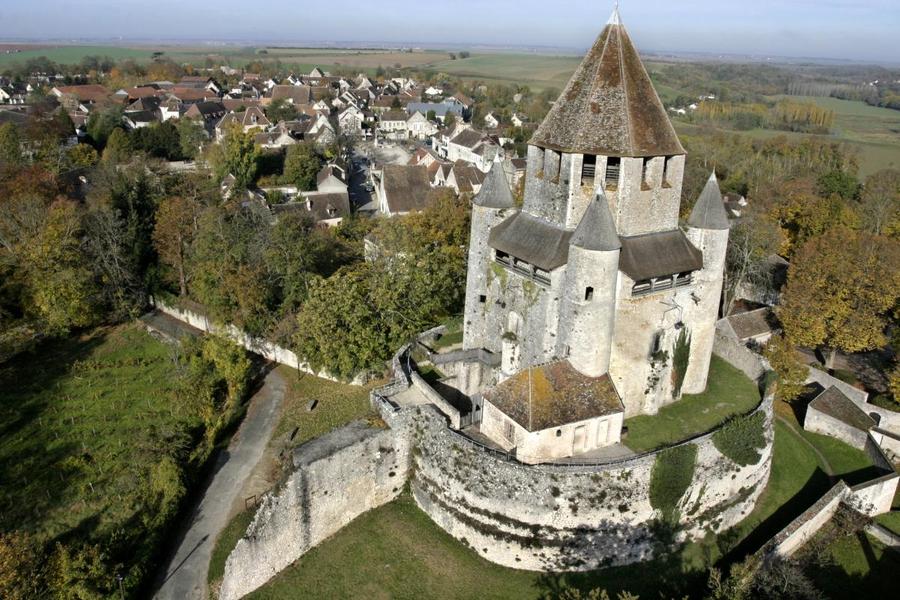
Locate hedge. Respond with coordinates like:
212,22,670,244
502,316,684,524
649,443,698,519
712,410,766,466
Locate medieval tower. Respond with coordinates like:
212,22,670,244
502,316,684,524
462,7,730,462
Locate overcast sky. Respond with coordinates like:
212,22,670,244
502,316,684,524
2,0,898,63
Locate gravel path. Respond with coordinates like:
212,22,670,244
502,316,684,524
153,369,286,600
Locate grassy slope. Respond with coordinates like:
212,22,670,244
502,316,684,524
805,531,900,599
623,355,761,453
0,323,192,542
272,365,375,448
244,407,835,599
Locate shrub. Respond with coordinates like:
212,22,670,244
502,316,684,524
649,443,697,520
712,410,766,466
672,328,691,397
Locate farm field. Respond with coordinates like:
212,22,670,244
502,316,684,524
0,45,157,67
427,53,581,90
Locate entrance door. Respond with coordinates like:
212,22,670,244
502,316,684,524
573,425,587,454
596,419,609,447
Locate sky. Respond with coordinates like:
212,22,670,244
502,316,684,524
2,0,898,63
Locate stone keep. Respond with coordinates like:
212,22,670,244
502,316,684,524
462,7,730,455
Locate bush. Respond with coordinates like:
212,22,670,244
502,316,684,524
713,410,766,466
649,443,697,519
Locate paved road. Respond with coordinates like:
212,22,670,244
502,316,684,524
153,369,286,600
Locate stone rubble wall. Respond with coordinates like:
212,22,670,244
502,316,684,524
218,421,410,600
770,482,848,557
151,297,365,384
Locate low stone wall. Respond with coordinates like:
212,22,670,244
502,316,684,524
408,398,774,571
151,297,363,384
871,428,900,462
804,404,870,450
847,474,899,516
219,421,410,600
712,330,767,381
770,482,848,557
410,371,461,429
804,367,868,404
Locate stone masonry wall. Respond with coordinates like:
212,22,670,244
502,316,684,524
408,397,773,571
218,421,410,600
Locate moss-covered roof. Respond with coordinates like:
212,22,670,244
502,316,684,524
483,360,624,432
529,13,685,158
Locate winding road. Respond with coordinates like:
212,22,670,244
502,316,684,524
153,369,286,600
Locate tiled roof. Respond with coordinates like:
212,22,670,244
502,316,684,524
810,386,876,432
382,165,432,214
618,230,703,281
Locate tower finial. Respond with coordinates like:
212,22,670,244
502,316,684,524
608,2,621,26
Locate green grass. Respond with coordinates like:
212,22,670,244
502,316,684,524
800,430,879,485
804,531,900,599
0,45,157,67
624,355,761,453
272,366,375,450
875,511,900,536
0,323,193,542
209,507,256,586
426,53,581,91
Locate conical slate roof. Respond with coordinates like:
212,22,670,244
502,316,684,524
571,188,621,251
687,173,730,230
474,159,515,209
530,8,685,158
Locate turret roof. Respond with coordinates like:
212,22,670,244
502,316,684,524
687,173,730,230
571,188,621,251
530,8,685,158
474,159,515,209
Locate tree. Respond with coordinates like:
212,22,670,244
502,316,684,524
282,142,322,190
67,143,99,169
21,200,100,333
444,113,457,129
723,214,783,315
153,195,202,296
101,127,132,164
859,169,900,236
0,531,44,600
131,120,182,160
207,123,259,189
817,169,860,201
265,98,298,123
176,117,206,160
82,206,145,320
86,104,124,148
47,542,113,599
0,123,22,169
779,227,900,366
763,335,807,403
426,110,436,122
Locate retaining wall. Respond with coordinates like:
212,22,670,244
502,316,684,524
151,297,364,384
712,330,768,381
804,404,870,450
770,482,848,557
219,421,410,600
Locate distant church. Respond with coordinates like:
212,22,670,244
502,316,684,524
461,8,730,462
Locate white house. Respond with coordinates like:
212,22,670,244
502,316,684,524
484,112,500,129
407,111,437,140
511,112,528,127
378,110,409,140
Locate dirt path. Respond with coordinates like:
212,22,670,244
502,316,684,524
153,369,286,600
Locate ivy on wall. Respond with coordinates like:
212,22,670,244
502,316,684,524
671,327,691,397
649,443,698,520
712,410,766,466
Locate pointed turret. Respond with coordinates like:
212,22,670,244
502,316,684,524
687,173,730,230
571,189,621,251
530,7,684,157
474,158,515,209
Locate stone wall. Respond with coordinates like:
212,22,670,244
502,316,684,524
218,421,410,600
408,398,773,571
711,328,768,381
151,297,363,384
410,370,461,429
770,482,848,557
804,404,870,450
871,428,900,462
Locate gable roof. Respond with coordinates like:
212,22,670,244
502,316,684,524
688,173,730,230
618,229,703,281
474,160,515,209
810,386,876,432
529,9,684,157
53,84,109,103
270,85,312,105
382,165,432,213
450,128,486,149
380,110,408,122
725,308,777,341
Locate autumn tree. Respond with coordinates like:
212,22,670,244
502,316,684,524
779,227,900,366
101,127,132,164
859,169,900,236
0,123,22,169
67,143,99,169
176,117,206,160
763,335,808,403
21,200,100,333
723,213,783,315
264,98,298,123
207,122,259,189
153,195,202,296
282,142,322,190
0,531,44,600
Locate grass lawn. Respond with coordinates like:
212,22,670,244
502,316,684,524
432,316,464,351
799,430,880,485
272,366,376,450
623,355,761,453
804,530,900,599
0,323,190,542
875,511,900,536
209,506,256,586
426,53,581,91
